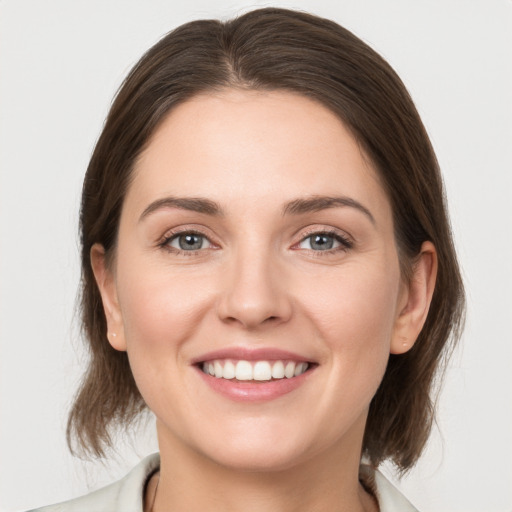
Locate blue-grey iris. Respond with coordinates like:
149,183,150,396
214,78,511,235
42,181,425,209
179,234,203,250
310,234,334,250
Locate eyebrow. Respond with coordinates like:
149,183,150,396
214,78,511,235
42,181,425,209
139,194,375,224
139,197,223,221
283,195,375,224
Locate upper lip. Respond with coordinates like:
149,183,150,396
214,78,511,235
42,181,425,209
191,347,314,365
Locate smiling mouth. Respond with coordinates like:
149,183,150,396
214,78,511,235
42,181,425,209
200,359,312,381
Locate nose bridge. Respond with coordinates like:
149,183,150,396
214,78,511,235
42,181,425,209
217,237,292,329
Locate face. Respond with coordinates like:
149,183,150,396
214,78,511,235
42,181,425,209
94,89,421,472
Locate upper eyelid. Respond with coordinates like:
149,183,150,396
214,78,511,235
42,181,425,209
159,225,216,243
295,225,353,243
167,231,210,242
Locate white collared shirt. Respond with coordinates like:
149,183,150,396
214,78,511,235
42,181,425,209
28,453,418,512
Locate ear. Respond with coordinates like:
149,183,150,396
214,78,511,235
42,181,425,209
391,241,438,355
90,243,127,351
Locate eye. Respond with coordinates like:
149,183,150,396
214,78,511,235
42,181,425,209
167,232,212,251
297,232,351,251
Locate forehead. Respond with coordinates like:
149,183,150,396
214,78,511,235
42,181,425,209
126,89,390,221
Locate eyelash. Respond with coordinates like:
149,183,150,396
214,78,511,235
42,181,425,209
294,229,353,255
158,229,214,256
158,228,353,256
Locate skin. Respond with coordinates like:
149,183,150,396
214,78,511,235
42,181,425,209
92,89,437,512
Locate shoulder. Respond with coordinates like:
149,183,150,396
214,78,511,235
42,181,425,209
26,453,160,512
360,464,419,512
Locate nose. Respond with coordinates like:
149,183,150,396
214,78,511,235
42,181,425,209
216,248,293,330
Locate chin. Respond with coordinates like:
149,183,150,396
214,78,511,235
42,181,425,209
205,444,311,473
192,422,319,473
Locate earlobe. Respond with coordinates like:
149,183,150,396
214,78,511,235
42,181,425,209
390,241,437,355
90,243,127,352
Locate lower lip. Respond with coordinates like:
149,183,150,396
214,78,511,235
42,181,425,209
194,366,313,402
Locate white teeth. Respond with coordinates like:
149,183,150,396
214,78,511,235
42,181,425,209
294,362,308,376
271,361,285,379
284,362,296,378
235,360,253,381
214,361,223,378
253,361,272,381
201,359,309,381
223,360,235,379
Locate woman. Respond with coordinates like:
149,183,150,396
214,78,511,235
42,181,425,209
29,7,464,512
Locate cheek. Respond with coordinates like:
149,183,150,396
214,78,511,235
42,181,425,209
303,260,400,344
114,261,221,424
298,258,401,395
115,256,215,376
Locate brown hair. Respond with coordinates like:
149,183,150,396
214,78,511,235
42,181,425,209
68,7,465,472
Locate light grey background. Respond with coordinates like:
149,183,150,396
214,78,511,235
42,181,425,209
1,1,511,511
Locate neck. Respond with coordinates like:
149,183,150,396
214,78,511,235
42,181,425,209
152,419,377,512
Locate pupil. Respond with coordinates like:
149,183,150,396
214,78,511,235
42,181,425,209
179,234,202,250
312,234,333,250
